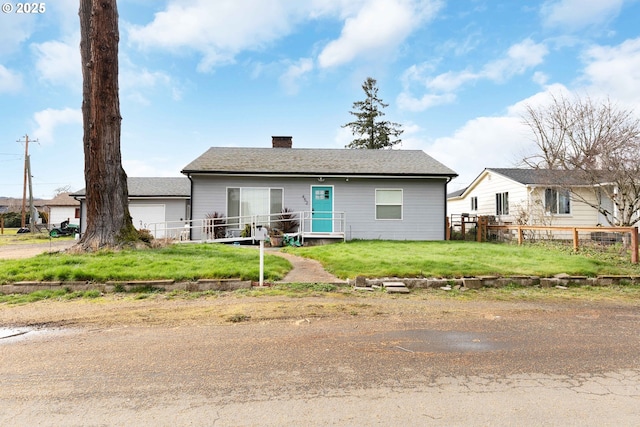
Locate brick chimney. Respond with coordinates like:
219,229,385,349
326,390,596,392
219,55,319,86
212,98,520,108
272,136,292,148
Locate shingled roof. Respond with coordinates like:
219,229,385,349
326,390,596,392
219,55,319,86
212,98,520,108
181,147,457,177
73,177,190,198
488,168,594,186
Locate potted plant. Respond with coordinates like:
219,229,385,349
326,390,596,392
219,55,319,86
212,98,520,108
277,208,299,234
269,227,283,247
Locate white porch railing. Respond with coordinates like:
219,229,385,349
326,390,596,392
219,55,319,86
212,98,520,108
142,211,346,243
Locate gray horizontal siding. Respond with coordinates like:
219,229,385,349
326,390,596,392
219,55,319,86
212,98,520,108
191,175,447,241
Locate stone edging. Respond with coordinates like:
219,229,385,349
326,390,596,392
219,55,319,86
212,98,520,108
350,274,640,290
0,279,252,295
2,274,639,295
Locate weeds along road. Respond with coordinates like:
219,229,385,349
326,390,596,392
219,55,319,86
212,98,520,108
1,294,639,426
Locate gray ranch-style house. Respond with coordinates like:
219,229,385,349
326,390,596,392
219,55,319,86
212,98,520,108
74,177,191,239
181,136,457,242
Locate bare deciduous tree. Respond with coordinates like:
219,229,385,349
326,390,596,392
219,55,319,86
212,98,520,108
522,93,640,226
78,0,137,249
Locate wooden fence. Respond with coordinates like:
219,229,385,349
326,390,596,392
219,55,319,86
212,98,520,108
447,216,639,264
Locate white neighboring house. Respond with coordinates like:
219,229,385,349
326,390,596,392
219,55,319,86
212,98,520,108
73,177,191,238
45,193,80,228
447,168,612,226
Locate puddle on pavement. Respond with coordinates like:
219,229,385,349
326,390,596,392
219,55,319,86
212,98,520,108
0,327,72,345
374,329,508,353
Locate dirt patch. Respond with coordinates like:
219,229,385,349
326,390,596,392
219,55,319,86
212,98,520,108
0,240,76,259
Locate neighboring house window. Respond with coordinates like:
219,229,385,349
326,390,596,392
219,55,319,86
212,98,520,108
470,196,478,211
495,192,509,215
227,187,283,225
545,188,571,214
376,189,402,220
74,208,80,218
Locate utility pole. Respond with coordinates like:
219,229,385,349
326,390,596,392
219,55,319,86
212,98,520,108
17,135,37,229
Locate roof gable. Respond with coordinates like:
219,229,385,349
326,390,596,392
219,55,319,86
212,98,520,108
448,168,598,200
181,147,457,177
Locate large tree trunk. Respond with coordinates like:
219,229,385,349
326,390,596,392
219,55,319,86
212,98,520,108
78,0,136,250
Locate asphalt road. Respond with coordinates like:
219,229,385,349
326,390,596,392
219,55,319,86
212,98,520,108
1,297,639,426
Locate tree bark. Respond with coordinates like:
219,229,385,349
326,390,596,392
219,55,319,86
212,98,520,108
78,0,136,250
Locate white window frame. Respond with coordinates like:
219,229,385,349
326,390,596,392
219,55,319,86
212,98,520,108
226,187,284,225
470,196,478,211
496,192,509,216
544,188,571,215
375,188,403,220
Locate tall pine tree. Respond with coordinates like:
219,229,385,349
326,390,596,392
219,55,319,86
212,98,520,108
343,77,403,149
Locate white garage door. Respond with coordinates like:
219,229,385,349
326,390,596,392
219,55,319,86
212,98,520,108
129,204,166,238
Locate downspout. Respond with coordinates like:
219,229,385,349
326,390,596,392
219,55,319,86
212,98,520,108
444,176,453,240
187,174,194,240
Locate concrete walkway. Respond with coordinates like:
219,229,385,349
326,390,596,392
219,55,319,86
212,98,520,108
267,250,346,284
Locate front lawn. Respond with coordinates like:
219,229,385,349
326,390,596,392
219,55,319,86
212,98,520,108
0,244,291,284
282,240,640,279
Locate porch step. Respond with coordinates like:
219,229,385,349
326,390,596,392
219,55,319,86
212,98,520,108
383,281,410,294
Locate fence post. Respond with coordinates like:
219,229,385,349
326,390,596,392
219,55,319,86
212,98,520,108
445,216,450,240
476,216,484,242
517,226,523,245
573,228,579,252
632,227,638,264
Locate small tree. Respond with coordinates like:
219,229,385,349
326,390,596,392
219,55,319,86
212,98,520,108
343,77,403,149
522,93,640,226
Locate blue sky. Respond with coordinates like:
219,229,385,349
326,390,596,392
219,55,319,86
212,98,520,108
1,0,640,199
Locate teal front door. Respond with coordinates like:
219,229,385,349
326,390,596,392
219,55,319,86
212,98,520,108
312,186,333,232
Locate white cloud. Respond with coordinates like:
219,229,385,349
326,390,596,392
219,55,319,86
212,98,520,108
426,70,477,92
128,0,442,72
579,37,640,110
119,64,179,104
32,35,82,89
399,39,548,112
427,114,532,190
279,58,314,95
0,14,34,55
0,65,23,93
423,89,576,190
397,92,456,111
481,39,548,82
318,0,442,68
540,0,624,31
128,0,301,72
32,108,82,144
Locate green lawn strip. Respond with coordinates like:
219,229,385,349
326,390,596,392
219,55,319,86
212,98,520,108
282,240,640,279
0,230,60,245
0,244,291,284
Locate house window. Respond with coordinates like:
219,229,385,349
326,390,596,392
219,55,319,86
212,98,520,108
74,208,80,218
376,189,402,220
545,188,571,214
227,187,283,225
470,196,478,211
315,189,330,200
495,192,509,215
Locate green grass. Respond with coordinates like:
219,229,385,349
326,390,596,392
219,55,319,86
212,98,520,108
0,229,60,244
0,288,102,304
0,243,292,284
282,240,640,279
